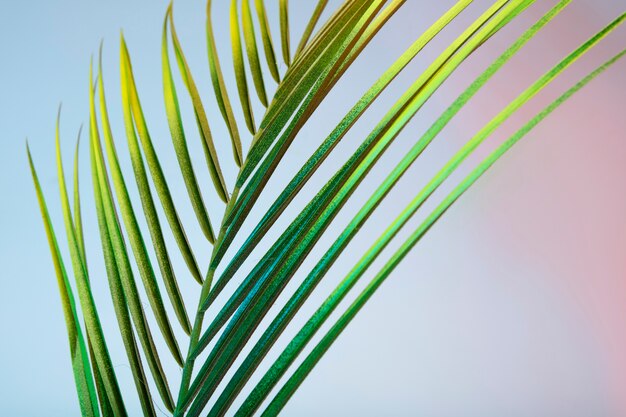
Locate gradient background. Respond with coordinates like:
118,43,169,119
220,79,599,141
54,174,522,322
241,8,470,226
1,1,625,416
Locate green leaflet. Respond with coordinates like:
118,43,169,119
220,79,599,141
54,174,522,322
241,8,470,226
89,65,177,409
93,60,183,366
294,0,329,58
253,0,280,83
85,337,113,417
168,6,230,203
279,0,290,66
116,43,192,334
206,0,244,166
27,144,100,417
72,127,86,261
88,119,158,417
230,0,257,133
287,0,353,76
120,38,203,286
242,0,269,106
258,43,626,417
73,129,113,415
162,13,217,243
74,128,114,417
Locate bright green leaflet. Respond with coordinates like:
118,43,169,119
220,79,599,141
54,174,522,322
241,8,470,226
253,0,280,83
27,144,100,417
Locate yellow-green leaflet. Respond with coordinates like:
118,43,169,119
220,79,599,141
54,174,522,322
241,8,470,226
242,0,269,106
279,0,290,66
206,0,244,165
253,0,280,82
72,127,86,261
27,143,100,417
167,6,229,202
229,0,257,133
162,13,217,243
73,130,115,417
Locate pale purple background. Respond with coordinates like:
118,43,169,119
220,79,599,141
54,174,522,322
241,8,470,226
1,1,625,416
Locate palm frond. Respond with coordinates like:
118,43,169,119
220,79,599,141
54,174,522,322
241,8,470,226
28,1,624,415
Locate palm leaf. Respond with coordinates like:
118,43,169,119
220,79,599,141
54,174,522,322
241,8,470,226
28,1,624,416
